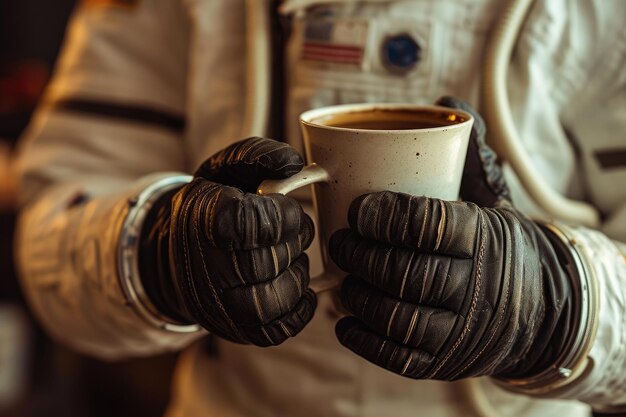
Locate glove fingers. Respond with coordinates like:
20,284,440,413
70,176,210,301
330,229,475,313
221,254,311,326
194,137,304,192
336,317,435,379
206,183,312,250
347,191,480,257
340,276,462,356
241,289,317,346
209,219,314,288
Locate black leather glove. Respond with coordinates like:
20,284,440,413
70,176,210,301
139,137,317,346
329,97,575,380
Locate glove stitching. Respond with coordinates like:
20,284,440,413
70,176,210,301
401,353,413,375
251,285,268,326
431,258,445,306
261,326,274,345
398,251,415,298
427,211,486,378
285,241,292,265
434,200,447,251
193,214,245,341
402,308,420,345
239,138,258,161
288,268,302,297
176,185,206,322
178,197,194,318
234,194,246,251
251,143,292,161
270,246,280,276
250,238,260,281
387,301,401,337
206,187,223,246
253,289,314,338
268,197,283,243
418,255,431,304
376,340,388,362
417,197,430,248
401,196,411,243
374,193,385,240
356,194,374,237
452,212,513,378
296,210,304,255
280,322,292,337
231,252,246,285
270,274,286,318
387,194,400,242
361,294,371,318
219,240,301,290
240,161,304,176
389,345,401,366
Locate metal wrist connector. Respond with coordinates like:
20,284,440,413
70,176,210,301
496,222,600,396
117,175,201,333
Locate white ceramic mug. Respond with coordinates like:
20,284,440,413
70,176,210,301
258,103,473,293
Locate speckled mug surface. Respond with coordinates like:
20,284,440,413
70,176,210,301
258,103,473,291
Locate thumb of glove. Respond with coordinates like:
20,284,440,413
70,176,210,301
436,96,510,208
194,137,305,193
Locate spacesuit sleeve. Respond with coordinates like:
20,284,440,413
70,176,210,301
14,0,205,360
535,226,625,411
497,0,626,408
572,231,626,411
550,2,626,408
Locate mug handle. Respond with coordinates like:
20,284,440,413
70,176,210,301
257,164,337,294
257,163,329,195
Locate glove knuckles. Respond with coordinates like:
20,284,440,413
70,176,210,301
206,186,309,250
345,191,481,257
184,257,315,346
435,96,510,207
333,232,475,312
220,255,311,326
340,276,460,355
210,234,310,287
194,137,304,192
239,289,317,347
336,317,436,379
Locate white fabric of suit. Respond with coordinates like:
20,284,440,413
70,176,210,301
14,0,626,416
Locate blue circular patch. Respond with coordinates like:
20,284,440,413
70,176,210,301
382,34,421,72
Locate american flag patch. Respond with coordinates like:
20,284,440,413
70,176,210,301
301,19,368,66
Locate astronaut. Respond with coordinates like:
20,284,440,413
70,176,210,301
15,0,626,416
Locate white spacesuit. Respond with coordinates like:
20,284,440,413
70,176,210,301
15,0,626,416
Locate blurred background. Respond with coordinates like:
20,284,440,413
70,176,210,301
0,1,178,416
2,2,621,417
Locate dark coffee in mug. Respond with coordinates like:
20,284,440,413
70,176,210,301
312,108,468,130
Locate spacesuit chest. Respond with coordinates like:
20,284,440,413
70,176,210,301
281,0,503,153
185,0,625,227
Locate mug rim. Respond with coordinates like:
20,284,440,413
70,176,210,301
300,103,474,134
